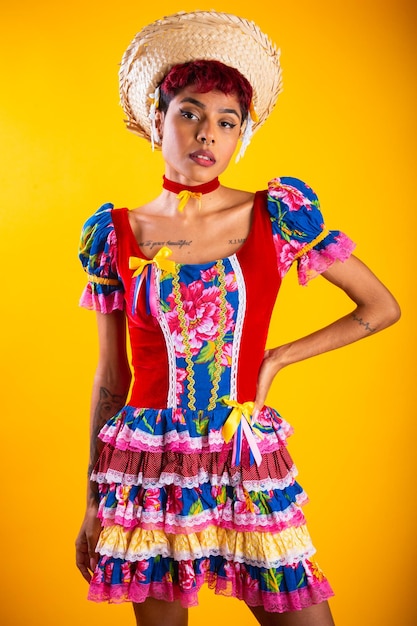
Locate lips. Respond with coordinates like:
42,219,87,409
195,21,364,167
189,149,216,166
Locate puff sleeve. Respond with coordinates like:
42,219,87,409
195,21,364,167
267,177,356,285
78,203,125,312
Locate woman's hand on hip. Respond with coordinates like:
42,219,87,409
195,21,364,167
75,506,101,583
254,348,284,413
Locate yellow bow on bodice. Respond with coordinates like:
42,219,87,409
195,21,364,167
129,246,177,277
128,246,176,317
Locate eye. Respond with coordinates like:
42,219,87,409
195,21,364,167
180,109,198,120
219,120,238,129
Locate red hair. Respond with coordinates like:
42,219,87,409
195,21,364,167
159,60,253,122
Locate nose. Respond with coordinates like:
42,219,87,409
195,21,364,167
197,121,215,146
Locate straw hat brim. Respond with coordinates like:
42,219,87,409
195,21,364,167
119,10,283,142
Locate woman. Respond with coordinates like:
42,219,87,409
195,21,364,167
75,11,400,626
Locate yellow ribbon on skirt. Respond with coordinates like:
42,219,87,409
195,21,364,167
222,399,263,466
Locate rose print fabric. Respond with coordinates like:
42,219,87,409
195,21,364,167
78,178,355,612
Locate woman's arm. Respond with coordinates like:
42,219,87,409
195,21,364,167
254,255,401,411
75,309,132,583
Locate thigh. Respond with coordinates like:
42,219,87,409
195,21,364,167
248,600,335,626
133,598,188,626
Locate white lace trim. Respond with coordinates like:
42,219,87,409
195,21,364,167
93,464,299,491
115,427,226,450
229,254,246,401
239,471,300,492
98,544,316,569
155,267,177,409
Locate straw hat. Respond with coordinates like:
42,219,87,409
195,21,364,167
119,10,283,142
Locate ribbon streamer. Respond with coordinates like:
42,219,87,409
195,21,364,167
129,246,176,316
235,100,259,163
222,399,263,467
148,86,160,151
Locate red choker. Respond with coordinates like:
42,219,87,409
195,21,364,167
162,175,220,195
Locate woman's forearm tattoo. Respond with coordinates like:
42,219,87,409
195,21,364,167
352,313,376,333
88,387,125,478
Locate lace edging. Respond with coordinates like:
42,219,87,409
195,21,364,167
88,569,334,612
79,287,125,313
297,232,356,286
92,465,299,491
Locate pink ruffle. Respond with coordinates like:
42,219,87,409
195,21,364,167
88,573,334,612
103,428,292,456
98,406,294,456
79,286,125,313
298,232,356,286
98,493,308,534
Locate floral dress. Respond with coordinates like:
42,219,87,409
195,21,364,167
79,177,355,613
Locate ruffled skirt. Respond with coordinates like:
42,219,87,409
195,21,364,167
88,404,333,613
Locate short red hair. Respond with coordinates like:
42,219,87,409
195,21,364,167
159,60,253,122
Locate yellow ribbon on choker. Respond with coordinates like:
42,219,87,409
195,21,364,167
129,246,176,277
177,190,202,213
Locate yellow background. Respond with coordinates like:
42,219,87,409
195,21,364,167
1,1,415,624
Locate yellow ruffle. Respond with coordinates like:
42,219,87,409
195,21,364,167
97,524,313,565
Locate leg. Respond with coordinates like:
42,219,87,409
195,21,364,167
133,598,188,626
248,600,335,626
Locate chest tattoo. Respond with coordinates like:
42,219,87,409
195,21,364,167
228,238,247,245
138,237,246,253
139,239,193,250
